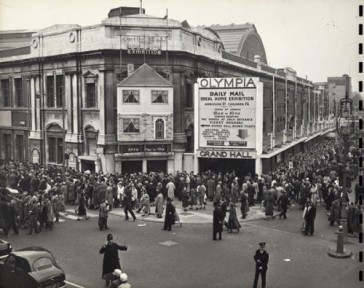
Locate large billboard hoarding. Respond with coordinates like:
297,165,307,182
197,77,259,150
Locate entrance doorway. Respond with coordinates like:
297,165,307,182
199,158,255,178
147,160,167,173
81,160,95,173
122,161,142,174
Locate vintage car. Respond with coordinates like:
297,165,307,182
0,247,67,288
0,239,12,259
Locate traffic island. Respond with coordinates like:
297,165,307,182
327,226,352,259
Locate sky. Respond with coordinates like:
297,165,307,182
0,0,361,91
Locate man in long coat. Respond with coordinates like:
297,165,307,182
213,201,224,240
100,234,128,286
163,197,175,231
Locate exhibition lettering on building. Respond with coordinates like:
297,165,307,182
195,77,264,165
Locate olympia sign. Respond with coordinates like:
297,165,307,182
197,77,259,150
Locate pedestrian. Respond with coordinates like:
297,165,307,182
303,200,316,236
277,190,289,219
6,199,19,236
27,196,39,235
166,178,176,202
123,188,136,221
197,183,206,210
155,187,164,218
162,197,175,231
227,202,241,233
253,242,269,288
213,201,223,240
100,234,128,287
138,189,150,216
181,186,189,212
329,197,341,226
240,189,248,219
264,192,274,219
118,273,131,288
99,199,110,231
103,268,122,288
76,192,89,221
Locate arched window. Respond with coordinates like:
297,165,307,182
155,118,165,139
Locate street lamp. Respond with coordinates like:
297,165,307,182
336,96,355,242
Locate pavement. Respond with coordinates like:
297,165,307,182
109,200,266,224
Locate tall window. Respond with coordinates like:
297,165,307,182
46,76,54,107
16,135,24,163
48,137,63,164
3,134,12,161
15,78,24,107
123,90,140,103
186,83,193,108
123,118,139,133
151,90,168,103
86,83,96,108
56,75,64,108
155,118,165,139
1,79,10,107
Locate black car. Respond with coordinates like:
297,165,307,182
0,239,12,259
0,247,67,288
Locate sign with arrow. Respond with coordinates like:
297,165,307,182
197,77,259,149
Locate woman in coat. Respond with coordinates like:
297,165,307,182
163,197,175,231
77,192,89,221
155,187,164,218
264,192,274,219
329,198,341,226
227,202,241,233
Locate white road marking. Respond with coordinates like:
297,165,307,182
64,280,85,288
159,241,178,247
283,259,291,262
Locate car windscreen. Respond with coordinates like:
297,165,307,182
32,257,54,271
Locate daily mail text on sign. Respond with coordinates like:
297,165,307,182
197,77,258,149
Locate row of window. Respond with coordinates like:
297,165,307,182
1,134,25,162
1,79,24,107
122,118,165,139
0,76,97,109
122,90,169,104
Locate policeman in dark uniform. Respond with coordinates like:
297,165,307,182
253,242,269,288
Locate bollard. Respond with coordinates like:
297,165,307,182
336,226,344,254
328,225,352,259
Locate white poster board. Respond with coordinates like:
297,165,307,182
197,77,259,149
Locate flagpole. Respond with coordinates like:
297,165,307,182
165,9,169,73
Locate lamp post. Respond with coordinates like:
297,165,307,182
336,96,355,243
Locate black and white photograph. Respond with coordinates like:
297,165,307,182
0,0,363,287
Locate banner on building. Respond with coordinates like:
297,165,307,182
197,77,259,149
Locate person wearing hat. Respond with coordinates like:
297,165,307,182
118,273,131,288
104,268,123,288
303,199,316,236
162,197,175,231
277,189,289,219
253,242,269,288
100,234,128,286
99,199,110,230
213,201,224,240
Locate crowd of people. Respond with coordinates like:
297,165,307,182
0,138,362,240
